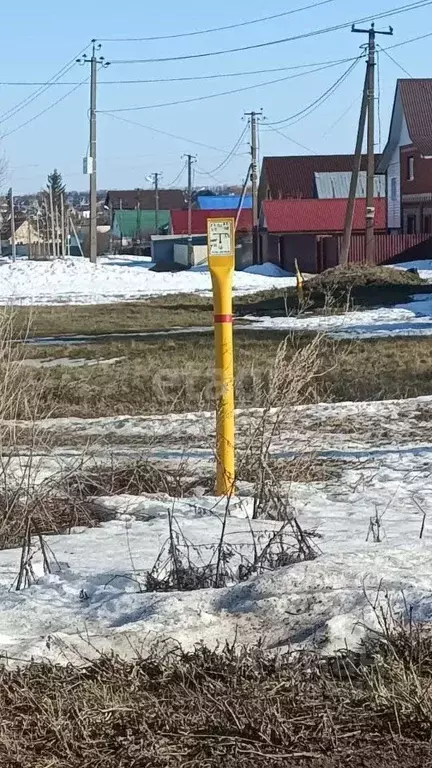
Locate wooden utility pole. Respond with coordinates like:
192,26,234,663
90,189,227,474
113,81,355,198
352,23,393,264
244,110,263,264
77,41,110,263
183,154,197,265
150,172,161,234
340,67,369,266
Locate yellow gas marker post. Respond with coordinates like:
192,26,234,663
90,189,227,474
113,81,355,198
207,218,236,496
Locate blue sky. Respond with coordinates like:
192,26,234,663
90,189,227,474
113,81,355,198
1,0,431,193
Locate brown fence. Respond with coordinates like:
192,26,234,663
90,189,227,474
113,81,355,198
335,233,432,266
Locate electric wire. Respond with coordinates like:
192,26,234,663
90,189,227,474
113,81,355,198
378,43,415,76
109,1,432,64
167,160,188,187
0,43,90,126
321,94,362,136
207,124,249,175
266,58,361,127
195,166,224,184
102,112,247,156
0,78,89,140
1,32,431,87
3,24,430,143
264,124,318,154
99,0,337,41
99,58,360,114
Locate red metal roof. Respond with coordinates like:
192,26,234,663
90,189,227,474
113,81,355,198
260,154,382,200
399,79,432,156
262,198,387,234
171,208,252,235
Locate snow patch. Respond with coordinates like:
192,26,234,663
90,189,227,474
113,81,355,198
244,263,294,278
245,295,432,338
0,258,296,306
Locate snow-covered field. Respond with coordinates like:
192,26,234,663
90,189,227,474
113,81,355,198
2,396,432,665
246,294,432,339
0,257,296,305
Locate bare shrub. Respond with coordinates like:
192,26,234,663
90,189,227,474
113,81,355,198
238,334,333,521
0,309,108,585
64,456,213,499
146,506,319,593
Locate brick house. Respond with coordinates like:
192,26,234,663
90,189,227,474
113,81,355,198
378,79,432,234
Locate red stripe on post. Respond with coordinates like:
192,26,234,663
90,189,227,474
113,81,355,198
214,314,233,324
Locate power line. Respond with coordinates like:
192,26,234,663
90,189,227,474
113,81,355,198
264,124,318,154
0,78,88,140
195,166,224,184
378,42,415,76
99,0,337,41
0,44,90,126
99,59,359,114
167,160,188,187
266,58,361,127
2,27,429,145
109,1,432,64
207,125,249,175
102,112,247,156
321,94,362,136
384,28,432,51
0,57,358,86
1,31,430,90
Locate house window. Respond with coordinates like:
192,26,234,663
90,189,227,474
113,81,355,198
407,214,417,234
424,215,432,235
390,177,397,201
407,156,415,181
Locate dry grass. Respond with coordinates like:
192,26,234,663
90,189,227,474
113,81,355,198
13,292,292,339
64,458,211,499
1,634,432,767
0,495,108,550
15,332,432,419
13,294,215,338
237,455,343,484
308,263,425,291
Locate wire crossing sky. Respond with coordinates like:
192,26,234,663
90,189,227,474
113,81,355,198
1,0,432,192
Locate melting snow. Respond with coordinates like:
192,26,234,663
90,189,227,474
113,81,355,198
1,396,432,663
0,257,296,306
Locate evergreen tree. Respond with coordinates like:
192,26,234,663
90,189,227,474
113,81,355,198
46,169,66,210
45,169,67,257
